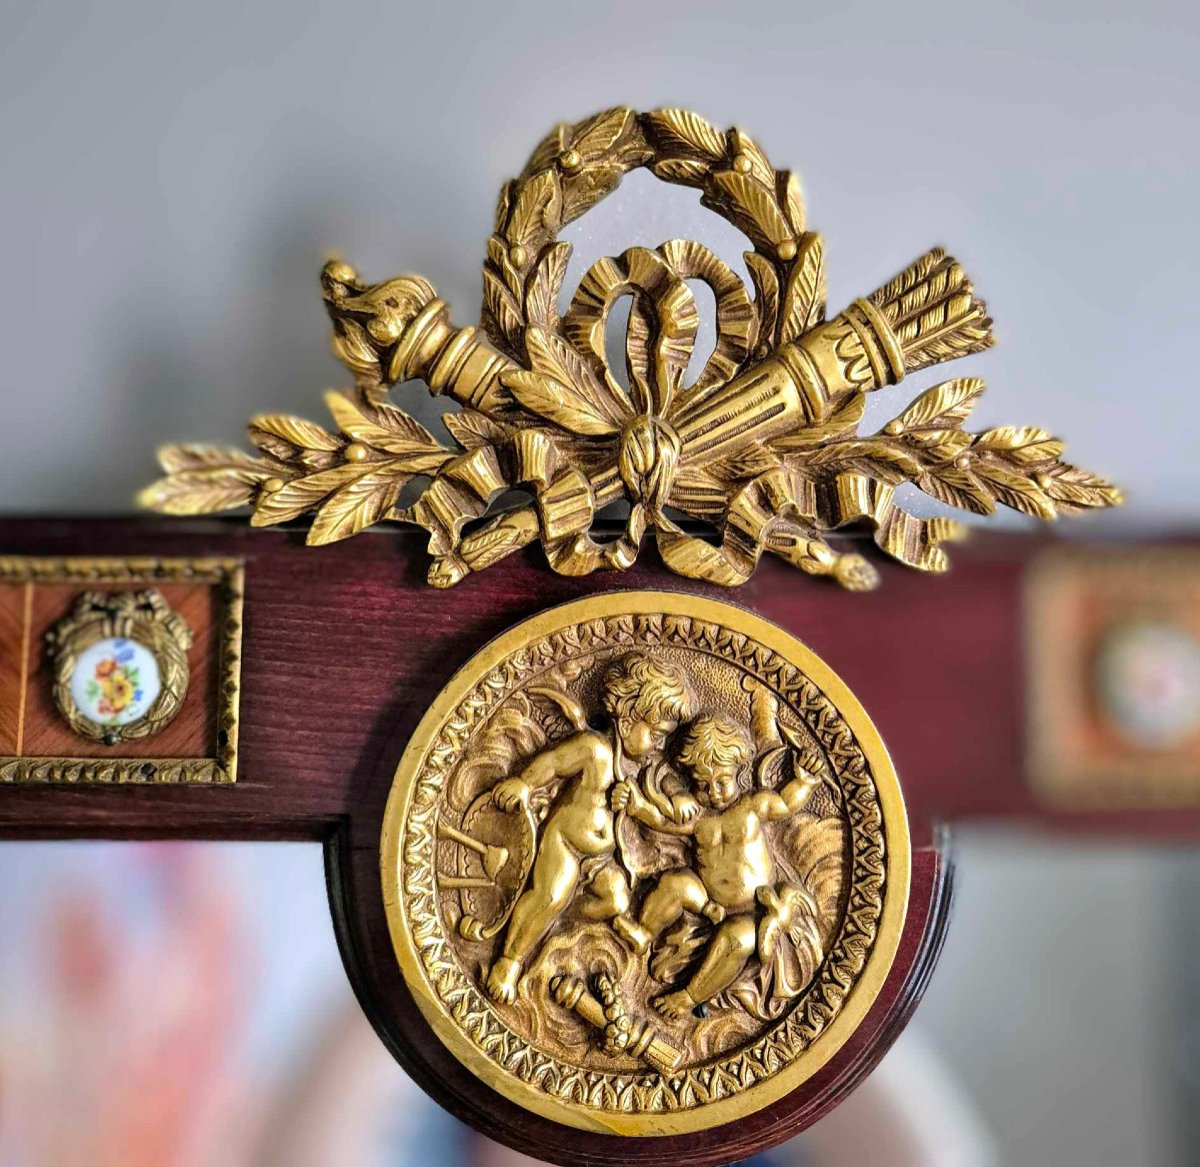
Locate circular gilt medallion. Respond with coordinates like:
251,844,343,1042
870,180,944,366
381,593,909,1135
48,589,193,744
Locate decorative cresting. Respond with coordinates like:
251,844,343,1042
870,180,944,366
142,108,1121,588
380,593,910,1134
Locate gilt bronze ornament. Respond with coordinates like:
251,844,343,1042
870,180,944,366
140,107,1120,588
47,588,192,744
380,592,909,1134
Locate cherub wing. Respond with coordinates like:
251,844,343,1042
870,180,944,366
527,686,590,732
447,691,547,810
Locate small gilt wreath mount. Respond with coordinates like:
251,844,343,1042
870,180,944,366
142,107,1121,587
47,589,193,745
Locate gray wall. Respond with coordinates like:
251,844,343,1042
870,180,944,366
2,2,1198,1164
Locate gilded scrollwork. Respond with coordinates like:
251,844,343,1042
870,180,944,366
381,594,910,1134
141,108,1120,590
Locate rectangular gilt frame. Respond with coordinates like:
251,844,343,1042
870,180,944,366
0,556,244,784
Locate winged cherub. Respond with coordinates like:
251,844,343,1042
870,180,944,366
613,712,825,1020
483,653,695,1004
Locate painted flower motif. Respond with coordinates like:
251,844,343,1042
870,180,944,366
92,659,140,719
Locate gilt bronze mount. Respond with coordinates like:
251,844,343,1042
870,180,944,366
381,591,909,1134
140,107,1120,587
47,588,192,744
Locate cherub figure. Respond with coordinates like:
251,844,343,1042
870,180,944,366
613,712,824,1020
484,653,695,1004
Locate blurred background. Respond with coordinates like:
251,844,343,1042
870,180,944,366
1,0,1197,1163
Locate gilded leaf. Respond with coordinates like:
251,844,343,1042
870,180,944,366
457,522,525,562
706,443,782,481
157,444,260,472
486,235,524,298
525,326,626,426
903,428,972,462
138,467,261,515
507,169,562,250
502,371,619,436
250,462,372,527
778,234,825,344
975,426,1064,464
482,268,525,344
520,123,567,180
248,415,342,454
783,171,806,233
709,171,791,250
895,378,985,430
918,466,996,515
652,158,709,186
856,441,925,480
525,243,571,329
493,179,516,233
642,108,727,160
1042,465,1123,511
373,399,441,445
323,391,447,464
975,425,1050,450
823,393,868,432
307,468,406,545
731,128,773,186
744,252,780,349
1005,439,1067,465
571,107,632,159
974,461,1056,519
809,438,923,480
246,433,323,468
443,409,511,451
561,164,624,223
